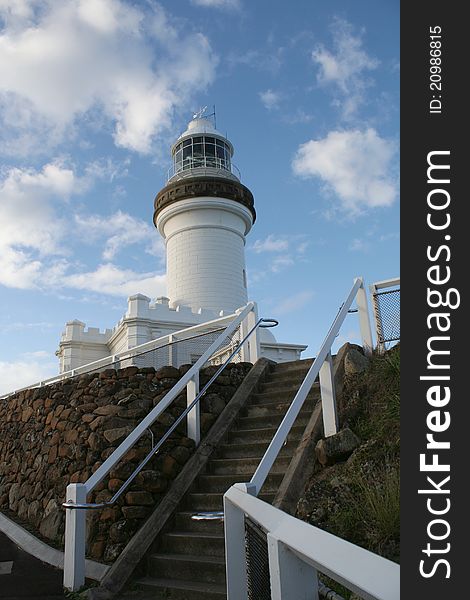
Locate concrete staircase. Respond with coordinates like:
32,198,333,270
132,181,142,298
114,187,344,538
133,358,319,599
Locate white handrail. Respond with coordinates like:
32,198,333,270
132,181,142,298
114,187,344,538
250,277,372,494
63,302,256,591
224,485,399,600
84,303,253,493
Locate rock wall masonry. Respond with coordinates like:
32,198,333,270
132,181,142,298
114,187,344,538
0,362,252,563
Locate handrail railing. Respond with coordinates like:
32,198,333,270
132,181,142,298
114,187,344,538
62,318,277,511
249,277,373,496
62,302,273,590
224,484,399,600
0,310,244,399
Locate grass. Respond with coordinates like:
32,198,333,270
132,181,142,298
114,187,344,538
329,463,400,558
297,344,401,598
350,345,400,448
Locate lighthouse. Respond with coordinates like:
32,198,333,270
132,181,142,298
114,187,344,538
57,111,306,372
154,113,255,314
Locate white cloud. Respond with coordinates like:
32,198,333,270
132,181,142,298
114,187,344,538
191,0,240,9
251,234,311,274
1,321,55,332
227,49,283,74
63,263,166,298
349,238,370,253
0,0,217,154
282,109,313,125
312,18,378,118
276,291,314,316
252,235,289,253
74,210,164,260
0,161,79,288
271,255,294,273
259,89,281,111
292,128,397,214
0,351,57,396
0,161,166,296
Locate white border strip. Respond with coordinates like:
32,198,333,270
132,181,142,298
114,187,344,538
0,511,109,581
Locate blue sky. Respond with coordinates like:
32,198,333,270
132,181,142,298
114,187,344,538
0,0,399,394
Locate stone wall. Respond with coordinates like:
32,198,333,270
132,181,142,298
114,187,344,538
0,362,252,562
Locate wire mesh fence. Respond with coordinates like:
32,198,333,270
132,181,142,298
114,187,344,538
0,322,245,399
245,517,272,600
124,326,243,371
371,287,400,350
70,324,243,377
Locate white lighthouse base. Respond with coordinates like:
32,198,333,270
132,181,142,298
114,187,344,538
57,295,307,373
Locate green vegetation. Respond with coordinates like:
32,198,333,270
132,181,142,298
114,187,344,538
297,345,400,598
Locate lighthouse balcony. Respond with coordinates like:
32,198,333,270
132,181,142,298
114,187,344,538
167,156,241,183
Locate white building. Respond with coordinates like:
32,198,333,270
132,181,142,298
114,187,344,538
57,114,307,372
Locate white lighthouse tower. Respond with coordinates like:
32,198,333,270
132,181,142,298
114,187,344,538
57,111,306,372
154,112,255,314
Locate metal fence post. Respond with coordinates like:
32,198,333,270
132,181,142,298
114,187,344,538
319,352,338,437
186,372,200,445
63,483,87,591
370,282,387,355
267,533,319,600
355,277,374,357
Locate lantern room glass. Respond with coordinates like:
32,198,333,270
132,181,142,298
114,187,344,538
173,136,232,174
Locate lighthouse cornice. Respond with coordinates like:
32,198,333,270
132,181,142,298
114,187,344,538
153,175,256,227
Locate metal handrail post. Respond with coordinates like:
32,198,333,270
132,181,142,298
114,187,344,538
319,351,338,437
63,483,87,591
186,372,200,445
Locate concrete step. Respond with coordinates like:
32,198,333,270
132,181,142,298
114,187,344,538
250,385,320,405
227,424,305,444
216,439,297,459
235,410,311,430
148,553,226,585
187,492,274,511
259,374,314,391
208,456,290,476
197,472,284,494
264,367,310,384
271,358,314,372
135,576,226,599
161,532,225,558
242,397,316,418
174,512,224,534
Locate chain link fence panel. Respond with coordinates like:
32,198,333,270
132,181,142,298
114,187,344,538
245,517,272,600
372,287,400,350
